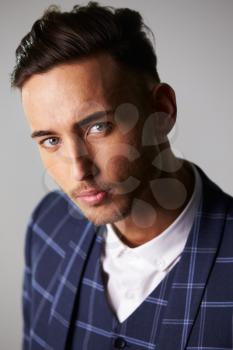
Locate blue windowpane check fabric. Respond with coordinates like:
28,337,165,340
69,227,178,350
23,165,233,350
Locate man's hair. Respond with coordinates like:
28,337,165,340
11,1,160,88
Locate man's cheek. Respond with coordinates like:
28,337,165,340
43,160,69,187
96,144,141,194
105,155,132,181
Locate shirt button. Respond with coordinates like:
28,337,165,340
114,337,127,349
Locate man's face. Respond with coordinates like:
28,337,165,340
22,55,163,225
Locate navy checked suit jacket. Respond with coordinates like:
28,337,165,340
23,166,233,350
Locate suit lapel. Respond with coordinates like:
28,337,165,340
46,204,103,350
157,167,230,350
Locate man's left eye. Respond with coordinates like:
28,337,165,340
88,122,112,135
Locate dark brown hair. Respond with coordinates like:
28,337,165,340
11,1,160,88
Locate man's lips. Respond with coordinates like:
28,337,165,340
76,190,102,197
74,188,110,205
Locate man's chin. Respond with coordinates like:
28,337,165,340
75,200,131,226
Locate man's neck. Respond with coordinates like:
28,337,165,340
113,159,195,248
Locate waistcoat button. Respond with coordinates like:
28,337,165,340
114,337,127,349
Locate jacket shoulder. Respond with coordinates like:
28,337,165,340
29,190,81,222
25,190,90,263
29,190,86,229
226,192,233,215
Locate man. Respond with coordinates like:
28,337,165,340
12,2,233,350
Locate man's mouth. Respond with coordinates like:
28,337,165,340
74,189,110,206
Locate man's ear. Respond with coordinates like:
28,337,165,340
150,82,177,137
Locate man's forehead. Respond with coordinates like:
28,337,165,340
23,61,133,109
21,55,147,139
23,54,123,91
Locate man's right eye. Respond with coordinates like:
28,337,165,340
39,137,60,149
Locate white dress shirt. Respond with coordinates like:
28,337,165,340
100,165,202,323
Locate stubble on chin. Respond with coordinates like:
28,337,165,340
74,197,132,226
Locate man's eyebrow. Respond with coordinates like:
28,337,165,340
77,110,113,128
30,110,114,139
31,130,56,138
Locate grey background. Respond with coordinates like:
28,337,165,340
1,0,232,348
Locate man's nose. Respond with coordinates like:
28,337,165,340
63,138,98,182
70,155,98,181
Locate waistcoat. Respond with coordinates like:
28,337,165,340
67,229,178,350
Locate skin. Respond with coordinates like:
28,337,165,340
22,54,194,247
